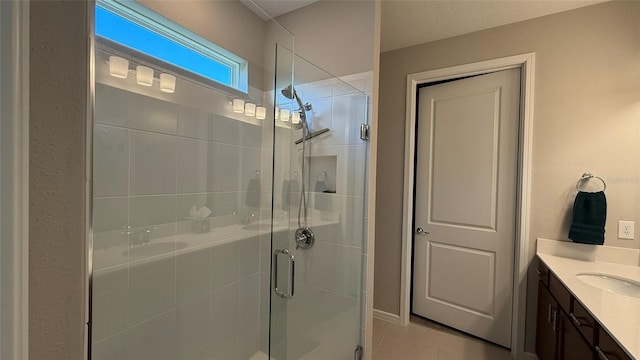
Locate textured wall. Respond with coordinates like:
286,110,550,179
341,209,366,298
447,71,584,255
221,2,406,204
29,1,88,359
375,0,640,351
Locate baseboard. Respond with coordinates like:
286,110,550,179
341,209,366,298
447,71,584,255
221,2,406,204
373,308,401,324
521,352,538,360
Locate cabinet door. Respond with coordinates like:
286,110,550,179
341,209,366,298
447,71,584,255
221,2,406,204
536,283,559,360
557,312,594,360
597,327,633,360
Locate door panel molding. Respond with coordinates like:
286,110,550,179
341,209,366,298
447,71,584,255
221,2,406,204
401,53,535,359
426,241,496,317
429,89,500,229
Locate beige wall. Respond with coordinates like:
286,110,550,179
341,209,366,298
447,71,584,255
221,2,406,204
375,0,640,350
29,1,89,359
276,0,375,77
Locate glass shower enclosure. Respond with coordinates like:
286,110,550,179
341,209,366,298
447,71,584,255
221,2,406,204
269,45,368,360
89,1,368,359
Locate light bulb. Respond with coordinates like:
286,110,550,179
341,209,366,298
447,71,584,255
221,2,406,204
136,65,154,86
256,106,266,120
245,102,256,117
280,109,290,122
274,106,280,120
233,99,245,113
109,56,129,78
159,73,176,93
292,111,301,124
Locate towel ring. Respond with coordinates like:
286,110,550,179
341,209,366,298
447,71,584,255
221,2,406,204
316,171,327,181
576,172,606,192
252,170,260,179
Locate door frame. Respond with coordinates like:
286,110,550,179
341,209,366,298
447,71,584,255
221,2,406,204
400,53,535,359
0,0,30,358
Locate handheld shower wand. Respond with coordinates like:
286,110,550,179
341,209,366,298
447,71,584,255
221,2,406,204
280,84,330,249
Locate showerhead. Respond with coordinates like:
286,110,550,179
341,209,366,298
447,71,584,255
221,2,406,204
281,84,296,100
281,84,306,114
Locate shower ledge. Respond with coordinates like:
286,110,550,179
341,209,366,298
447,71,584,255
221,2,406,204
93,216,340,275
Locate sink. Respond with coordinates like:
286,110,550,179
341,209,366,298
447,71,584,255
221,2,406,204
576,273,640,298
125,242,188,258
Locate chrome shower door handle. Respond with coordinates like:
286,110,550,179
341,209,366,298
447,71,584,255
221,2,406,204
273,249,295,299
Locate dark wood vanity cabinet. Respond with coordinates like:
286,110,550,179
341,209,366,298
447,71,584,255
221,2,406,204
597,329,634,360
535,282,592,360
557,310,595,360
535,259,633,360
536,284,559,360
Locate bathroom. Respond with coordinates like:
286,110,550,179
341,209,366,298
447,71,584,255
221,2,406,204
1,1,639,360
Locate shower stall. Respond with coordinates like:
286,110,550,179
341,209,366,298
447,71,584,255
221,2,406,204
89,1,369,359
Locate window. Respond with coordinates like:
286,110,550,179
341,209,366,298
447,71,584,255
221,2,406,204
95,0,248,92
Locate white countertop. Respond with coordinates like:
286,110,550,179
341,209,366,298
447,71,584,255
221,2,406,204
94,216,339,275
537,246,640,359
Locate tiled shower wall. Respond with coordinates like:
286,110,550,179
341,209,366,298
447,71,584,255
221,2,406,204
92,65,371,360
91,81,265,360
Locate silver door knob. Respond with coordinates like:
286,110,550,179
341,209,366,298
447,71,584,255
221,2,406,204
416,227,429,235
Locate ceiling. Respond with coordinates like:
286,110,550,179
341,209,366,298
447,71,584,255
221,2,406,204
248,0,319,20
246,0,609,52
381,0,608,52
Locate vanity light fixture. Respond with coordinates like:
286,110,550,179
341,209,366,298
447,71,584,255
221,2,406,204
109,58,177,93
136,65,154,86
245,102,256,117
159,73,176,93
256,106,266,120
280,109,290,122
109,56,129,78
233,99,245,113
291,111,301,124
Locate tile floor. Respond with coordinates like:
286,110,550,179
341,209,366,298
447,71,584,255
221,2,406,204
372,316,512,360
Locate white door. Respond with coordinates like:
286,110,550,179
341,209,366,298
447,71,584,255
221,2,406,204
412,68,520,347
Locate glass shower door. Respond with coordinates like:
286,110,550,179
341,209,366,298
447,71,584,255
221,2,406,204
270,44,368,360
90,2,367,358
90,3,294,358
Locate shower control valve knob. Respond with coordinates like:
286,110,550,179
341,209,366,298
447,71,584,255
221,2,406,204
295,227,315,250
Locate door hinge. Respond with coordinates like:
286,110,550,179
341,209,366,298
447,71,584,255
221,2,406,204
360,124,370,141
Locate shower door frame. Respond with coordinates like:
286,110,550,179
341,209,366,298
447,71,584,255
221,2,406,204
270,44,371,360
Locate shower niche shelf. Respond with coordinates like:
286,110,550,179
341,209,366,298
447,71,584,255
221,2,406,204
307,155,337,193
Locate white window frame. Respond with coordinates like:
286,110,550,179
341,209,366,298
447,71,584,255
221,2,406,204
96,0,249,92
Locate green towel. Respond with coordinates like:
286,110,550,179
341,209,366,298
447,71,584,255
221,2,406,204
568,191,606,245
